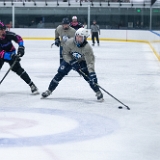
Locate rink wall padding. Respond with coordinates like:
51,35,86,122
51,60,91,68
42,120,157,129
10,29,160,61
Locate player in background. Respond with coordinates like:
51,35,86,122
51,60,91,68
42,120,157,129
42,28,104,102
90,20,100,46
83,22,87,29
54,18,76,64
69,16,83,30
0,22,39,94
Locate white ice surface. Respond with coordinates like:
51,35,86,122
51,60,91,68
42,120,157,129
0,40,160,160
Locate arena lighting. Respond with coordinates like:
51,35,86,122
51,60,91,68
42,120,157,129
80,1,82,6
108,1,110,6
68,1,70,6
3,2,6,6
57,0,59,6
23,2,25,6
45,0,47,6
31,0,36,6
91,0,94,6
99,0,102,6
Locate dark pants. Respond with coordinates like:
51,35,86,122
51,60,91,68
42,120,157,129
0,59,32,85
92,32,99,44
48,60,100,93
60,46,63,64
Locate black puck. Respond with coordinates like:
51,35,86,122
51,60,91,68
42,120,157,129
118,106,123,109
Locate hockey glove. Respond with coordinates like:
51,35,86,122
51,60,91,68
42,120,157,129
89,72,98,85
0,50,20,61
55,38,60,47
18,46,25,57
70,59,80,71
11,53,21,61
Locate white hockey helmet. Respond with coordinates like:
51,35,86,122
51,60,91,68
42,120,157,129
72,16,77,20
75,28,90,38
75,28,90,47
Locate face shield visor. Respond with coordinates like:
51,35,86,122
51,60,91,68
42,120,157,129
74,28,90,47
75,35,85,47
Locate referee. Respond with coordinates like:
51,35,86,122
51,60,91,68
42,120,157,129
91,20,100,46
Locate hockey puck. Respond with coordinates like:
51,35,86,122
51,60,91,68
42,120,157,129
118,106,123,109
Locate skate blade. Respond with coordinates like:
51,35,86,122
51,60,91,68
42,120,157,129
97,98,104,102
40,96,48,99
32,91,40,95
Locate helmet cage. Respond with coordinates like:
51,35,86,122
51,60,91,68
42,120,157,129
75,28,90,47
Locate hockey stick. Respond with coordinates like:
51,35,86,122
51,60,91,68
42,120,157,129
0,56,19,85
51,42,61,48
79,69,130,110
51,43,55,48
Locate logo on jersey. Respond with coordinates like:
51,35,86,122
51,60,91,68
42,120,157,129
60,65,65,70
62,35,69,42
71,52,82,60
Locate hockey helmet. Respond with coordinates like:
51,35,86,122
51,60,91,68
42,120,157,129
75,28,90,38
75,28,90,47
0,22,6,30
72,16,77,20
62,18,70,25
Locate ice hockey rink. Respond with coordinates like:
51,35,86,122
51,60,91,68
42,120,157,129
0,40,160,160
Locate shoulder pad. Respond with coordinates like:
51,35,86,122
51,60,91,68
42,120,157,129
6,31,16,37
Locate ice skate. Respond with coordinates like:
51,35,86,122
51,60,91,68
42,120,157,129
30,84,39,95
41,90,52,98
96,91,104,102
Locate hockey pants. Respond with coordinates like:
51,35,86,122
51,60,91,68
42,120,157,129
48,60,100,93
0,59,32,85
92,32,99,44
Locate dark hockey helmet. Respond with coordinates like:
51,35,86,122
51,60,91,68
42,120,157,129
62,18,70,25
0,22,6,30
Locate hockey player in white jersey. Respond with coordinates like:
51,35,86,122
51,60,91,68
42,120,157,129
42,28,103,102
